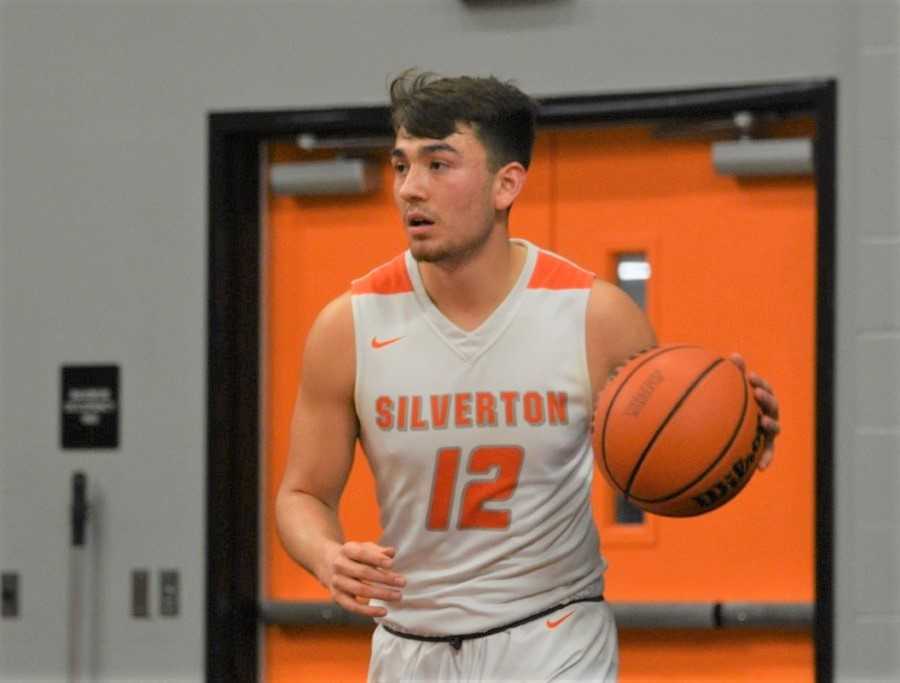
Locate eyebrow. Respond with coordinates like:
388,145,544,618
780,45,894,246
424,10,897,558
391,142,461,159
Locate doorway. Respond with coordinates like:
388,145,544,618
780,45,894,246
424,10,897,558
207,80,835,682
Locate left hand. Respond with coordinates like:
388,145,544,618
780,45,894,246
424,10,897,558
729,353,780,471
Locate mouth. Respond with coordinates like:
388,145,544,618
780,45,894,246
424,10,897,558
406,212,436,234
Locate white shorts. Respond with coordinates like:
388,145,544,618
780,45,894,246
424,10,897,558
368,599,618,682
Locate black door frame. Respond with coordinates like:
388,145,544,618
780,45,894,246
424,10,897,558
207,79,836,683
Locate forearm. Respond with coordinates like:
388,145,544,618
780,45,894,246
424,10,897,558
275,489,345,586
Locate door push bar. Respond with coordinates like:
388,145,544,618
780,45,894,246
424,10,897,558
258,600,812,630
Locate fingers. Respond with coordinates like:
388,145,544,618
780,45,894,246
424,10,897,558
327,541,406,618
333,592,388,618
344,541,397,569
727,352,747,373
729,353,781,471
747,373,779,434
748,372,777,404
757,444,775,471
341,542,405,585
332,574,403,617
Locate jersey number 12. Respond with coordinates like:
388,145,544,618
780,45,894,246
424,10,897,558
426,446,524,530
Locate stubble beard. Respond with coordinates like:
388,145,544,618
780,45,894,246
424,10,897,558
409,218,495,269
410,189,498,268
407,176,500,267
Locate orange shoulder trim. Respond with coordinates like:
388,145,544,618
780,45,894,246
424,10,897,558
351,254,414,295
527,250,595,290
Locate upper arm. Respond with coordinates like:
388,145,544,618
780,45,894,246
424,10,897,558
585,279,657,396
278,291,358,510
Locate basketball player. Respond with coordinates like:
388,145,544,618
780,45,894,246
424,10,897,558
275,71,781,681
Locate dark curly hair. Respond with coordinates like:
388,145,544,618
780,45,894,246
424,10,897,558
389,69,538,171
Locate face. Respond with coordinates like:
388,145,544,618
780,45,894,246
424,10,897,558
391,124,500,265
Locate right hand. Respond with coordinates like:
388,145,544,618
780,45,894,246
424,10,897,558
321,541,406,617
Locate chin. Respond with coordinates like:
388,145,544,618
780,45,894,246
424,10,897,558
409,241,451,263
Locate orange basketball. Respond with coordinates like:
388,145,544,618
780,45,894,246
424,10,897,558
593,345,764,517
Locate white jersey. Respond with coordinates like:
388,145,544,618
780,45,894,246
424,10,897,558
351,239,605,636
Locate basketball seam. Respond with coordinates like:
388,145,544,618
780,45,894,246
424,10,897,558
629,376,757,504
622,358,725,500
599,345,695,492
632,382,759,503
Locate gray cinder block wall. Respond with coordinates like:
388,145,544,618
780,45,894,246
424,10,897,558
0,1,897,681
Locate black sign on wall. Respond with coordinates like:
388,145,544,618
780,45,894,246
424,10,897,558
61,365,119,449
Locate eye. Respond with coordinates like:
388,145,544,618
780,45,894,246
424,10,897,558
430,160,448,171
392,161,407,174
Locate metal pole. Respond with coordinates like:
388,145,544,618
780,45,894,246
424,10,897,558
68,472,90,683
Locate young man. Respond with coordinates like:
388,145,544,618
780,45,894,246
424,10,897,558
276,71,781,681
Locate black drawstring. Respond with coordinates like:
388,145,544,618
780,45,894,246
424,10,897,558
383,595,604,651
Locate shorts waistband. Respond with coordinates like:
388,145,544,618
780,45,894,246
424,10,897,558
382,595,604,651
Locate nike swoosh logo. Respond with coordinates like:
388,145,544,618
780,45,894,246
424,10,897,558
371,336,404,349
546,610,576,629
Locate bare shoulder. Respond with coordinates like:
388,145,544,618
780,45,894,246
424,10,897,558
301,291,356,400
585,279,656,394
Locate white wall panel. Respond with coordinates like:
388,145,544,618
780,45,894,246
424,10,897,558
843,620,900,681
855,336,900,428
852,432,900,529
852,432,900,614
857,48,900,239
857,242,900,331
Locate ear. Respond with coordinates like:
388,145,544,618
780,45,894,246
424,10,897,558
492,162,528,212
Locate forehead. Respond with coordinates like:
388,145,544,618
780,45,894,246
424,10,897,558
392,124,484,155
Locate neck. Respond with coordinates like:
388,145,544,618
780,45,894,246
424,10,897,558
417,227,526,332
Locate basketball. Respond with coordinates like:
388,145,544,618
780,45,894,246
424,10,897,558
593,345,764,517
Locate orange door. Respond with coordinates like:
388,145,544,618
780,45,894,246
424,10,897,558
263,145,397,682
552,125,815,681
262,124,815,681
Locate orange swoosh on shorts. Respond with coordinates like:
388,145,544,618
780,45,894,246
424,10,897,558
371,336,404,349
546,609,576,629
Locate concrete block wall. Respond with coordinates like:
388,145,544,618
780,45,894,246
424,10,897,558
838,3,900,681
0,1,897,680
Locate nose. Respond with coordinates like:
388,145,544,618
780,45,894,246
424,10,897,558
396,164,428,203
